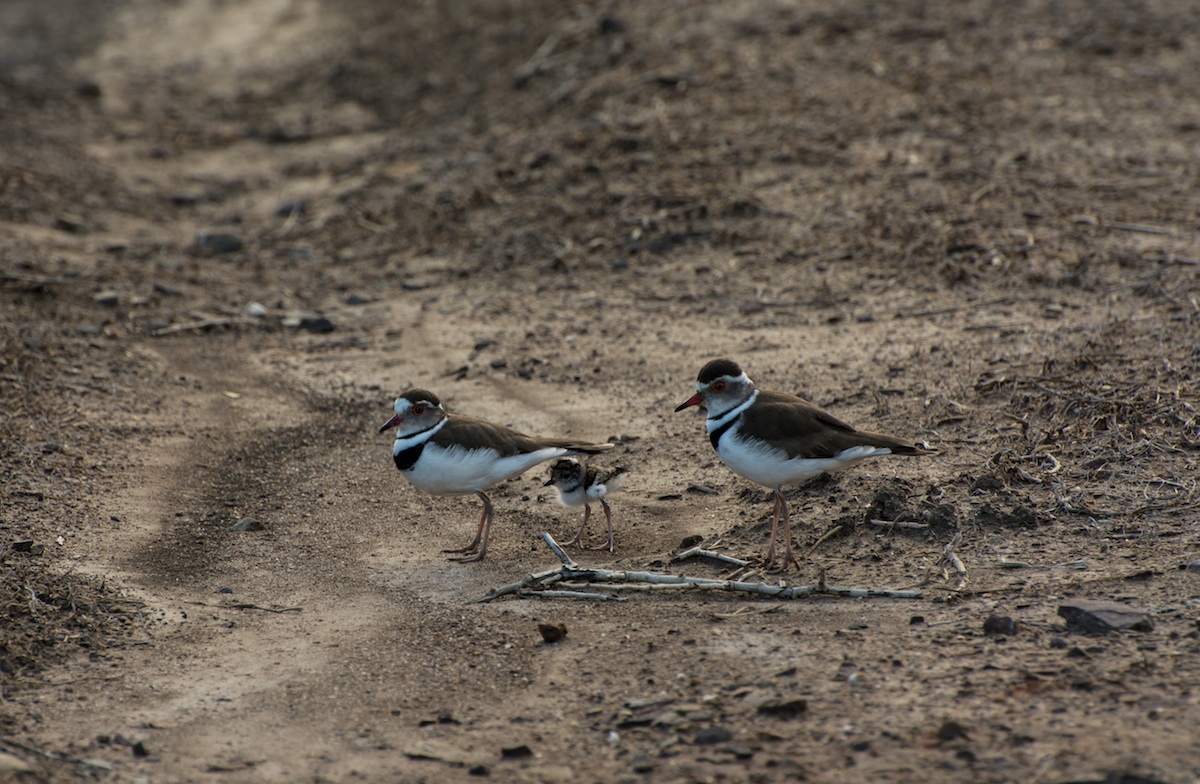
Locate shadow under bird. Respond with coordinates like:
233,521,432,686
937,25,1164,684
544,457,625,553
380,389,613,562
675,358,935,571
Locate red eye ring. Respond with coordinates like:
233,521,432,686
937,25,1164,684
412,403,426,415
711,380,727,393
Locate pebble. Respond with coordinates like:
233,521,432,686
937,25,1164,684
694,726,732,745
192,232,243,255
230,519,264,532
537,622,567,644
500,744,533,760
1058,599,1154,634
93,290,119,306
245,302,268,318
275,200,306,217
983,614,1017,636
756,698,807,719
297,316,335,334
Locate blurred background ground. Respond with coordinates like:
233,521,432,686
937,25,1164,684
2,1,1200,781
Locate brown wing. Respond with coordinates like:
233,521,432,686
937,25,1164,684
741,390,930,459
434,416,612,457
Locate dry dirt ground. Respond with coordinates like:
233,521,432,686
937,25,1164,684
3,1,1200,782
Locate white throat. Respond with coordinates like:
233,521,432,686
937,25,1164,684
706,388,758,433
392,416,448,455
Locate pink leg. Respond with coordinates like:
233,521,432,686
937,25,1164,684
762,490,784,570
444,492,494,562
585,499,614,552
773,491,799,573
566,504,592,548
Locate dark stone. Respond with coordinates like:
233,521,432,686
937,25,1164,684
274,200,306,217
298,316,336,334
500,744,533,760
537,622,567,644
983,614,1017,636
694,726,733,745
192,232,243,254
936,720,969,741
1058,600,1154,634
757,698,807,719
230,519,265,532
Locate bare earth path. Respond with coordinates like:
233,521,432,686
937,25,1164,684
3,1,1200,782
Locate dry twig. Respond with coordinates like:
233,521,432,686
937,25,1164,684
476,534,922,602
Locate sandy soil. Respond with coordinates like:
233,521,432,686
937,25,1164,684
3,1,1200,782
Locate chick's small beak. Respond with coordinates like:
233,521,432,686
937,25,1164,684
379,414,402,433
674,392,704,413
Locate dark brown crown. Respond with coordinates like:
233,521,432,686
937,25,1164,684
399,388,441,406
697,358,744,384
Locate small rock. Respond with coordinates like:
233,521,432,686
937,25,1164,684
77,322,102,335
56,215,87,234
131,741,149,758
500,744,533,760
678,534,704,549
345,294,371,306
657,493,683,501
153,281,183,297
275,200,306,217
230,519,265,532
1058,599,1154,634
757,698,807,719
694,726,732,745
297,316,336,334
245,302,268,318
1181,560,1200,573
489,358,508,369
93,290,120,307
537,622,567,644
11,541,44,556
936,720,970,741
192,232,243,255
75,80,102,99
468,764,490,776
983,614,1017,636
910,615,926,625
685,484,718,495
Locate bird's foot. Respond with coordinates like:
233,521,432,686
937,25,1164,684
759,547,799,573
442,541,485,562
445,549,486,563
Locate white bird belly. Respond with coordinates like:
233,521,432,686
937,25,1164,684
404,444,568,495
717,430,891,488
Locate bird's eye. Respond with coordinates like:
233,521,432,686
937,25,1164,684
711,380,727,393
413,404,426,415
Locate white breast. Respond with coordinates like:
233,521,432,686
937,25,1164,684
716,427,892,489
403,443,569,496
